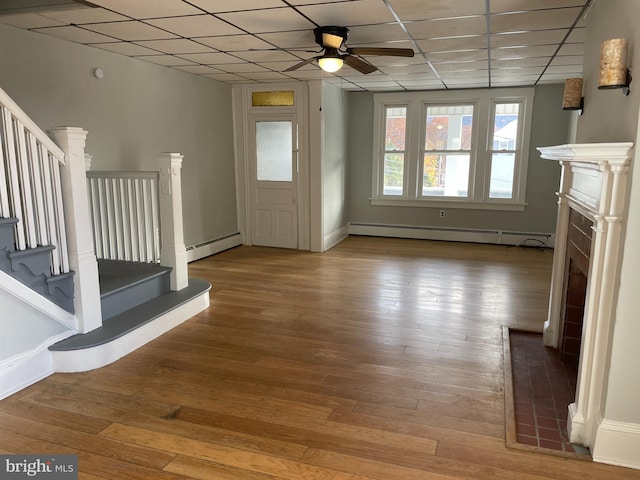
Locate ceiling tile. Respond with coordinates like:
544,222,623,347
85,21,178,41
134,38,214,54
491,57,551,68
385,72,440,81
147,14,244,38
429,49,488,63
491,45,557,60
297,0,396,27
196,34,273,51
433,60,487,71
211,63,270,73
32,25,115,43
92,41,160,56
203,73,249,81
376,63,435,74
387,0,486,21
217,8,315,34
41,7,127,23
406,16,487,40
86,0,202,19
417,35,487,53
548,55,583,66
284,69,331,80
490,0,587,13
246,71,291,80
490,8,584,33
173,65,222,74
492,67,544,77
177,52,245,64
187,0,283,12
491,30,569,48
136,55,196,66
346,24,410,44
0,13,64,29
256,30,319,49
368,54,426,67
557,43,584,56
545,65,583,75
398,79,445,88
231,49,301,62
566,27,586,43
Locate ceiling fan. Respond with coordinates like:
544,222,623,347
284,26,415,75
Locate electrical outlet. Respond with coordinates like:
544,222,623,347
439,210,445,218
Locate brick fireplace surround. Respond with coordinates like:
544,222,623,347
538,142,633,461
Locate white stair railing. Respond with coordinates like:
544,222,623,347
86,171,160,263
0,86,69,275
86,153,188,291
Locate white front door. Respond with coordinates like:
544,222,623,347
249,115,298,248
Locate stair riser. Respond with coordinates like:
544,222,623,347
101,273,170,321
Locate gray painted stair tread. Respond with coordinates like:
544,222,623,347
98,259,172,296
49,278,211,351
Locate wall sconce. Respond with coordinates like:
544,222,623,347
563,77,584,113
598,38,632,95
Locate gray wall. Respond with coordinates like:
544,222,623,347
0,23,237,248
578,0,640,426
346,84,570,234
322,83,348,243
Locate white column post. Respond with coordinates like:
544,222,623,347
157,153,188,291
49,127,102,333
543,160,572,347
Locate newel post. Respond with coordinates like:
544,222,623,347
49,127,102,333
157,153,188,291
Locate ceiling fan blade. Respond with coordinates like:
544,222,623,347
344,55,377,74
284,56,319,72
322,32,344,49
347,47,415,57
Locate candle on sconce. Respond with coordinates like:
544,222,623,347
598,38,629,89
562,78,583,110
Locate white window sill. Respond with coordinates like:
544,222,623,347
370,198,527,211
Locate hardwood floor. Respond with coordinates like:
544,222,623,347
2,236,639,479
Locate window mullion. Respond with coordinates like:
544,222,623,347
473,97,491,202
405,99,421,200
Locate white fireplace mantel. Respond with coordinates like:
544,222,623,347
537,142,633,450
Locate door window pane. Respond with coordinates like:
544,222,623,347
383,106,406,196
256,121,292,182
422,154,469,197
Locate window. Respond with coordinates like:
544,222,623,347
383,106,406,196
372,88,534,211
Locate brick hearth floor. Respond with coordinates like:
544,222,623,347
509,331,588,454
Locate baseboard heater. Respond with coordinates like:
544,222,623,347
186,232,243,262
347,223,554,248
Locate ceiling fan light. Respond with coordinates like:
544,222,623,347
318,56,344,73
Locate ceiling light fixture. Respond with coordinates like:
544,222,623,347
318,48,344,73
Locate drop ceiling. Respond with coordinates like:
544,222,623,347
0,0,592,91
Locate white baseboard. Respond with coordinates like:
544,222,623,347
347,223,555,248
52,292,210,373
592,417,640,470
186,233,242,262
324,225,348,251
0,331,73,400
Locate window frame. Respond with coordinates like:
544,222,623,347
371,88,534,211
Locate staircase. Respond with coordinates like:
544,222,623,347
1,85,211,397
49,260,210,373
0,217,74,312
